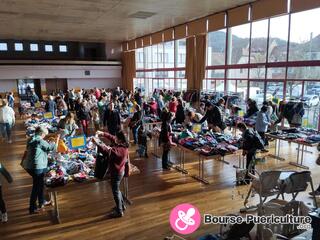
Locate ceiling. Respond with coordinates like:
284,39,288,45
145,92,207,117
0,0,255,43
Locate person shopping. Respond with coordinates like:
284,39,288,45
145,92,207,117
21,126,59,214
94,130,129,218
0,99,15,143
0,163,13,223
160,112,176,170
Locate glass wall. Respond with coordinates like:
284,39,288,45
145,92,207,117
203,6,320,129
135,39,187,95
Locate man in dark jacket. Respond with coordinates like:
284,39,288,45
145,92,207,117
244,99,259,118
103,102,121,135
199,99,226,132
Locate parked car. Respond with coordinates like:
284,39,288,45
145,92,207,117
301,95,320,107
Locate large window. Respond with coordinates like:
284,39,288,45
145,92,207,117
289,8,320,61
250,19,268,64
136,48,144,69
268,15,289,62
176,39,186,67
135,38,187,95
207,29,226,66
228,23,250,65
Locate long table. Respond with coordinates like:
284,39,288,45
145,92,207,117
265,133,318,169
46,177,131,224
174,144,237,184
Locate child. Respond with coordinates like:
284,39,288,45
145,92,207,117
137,125,152,158
0,163,13,223
91,106,100,131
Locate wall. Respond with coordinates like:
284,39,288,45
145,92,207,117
67,78,119,90
0,79,17,94
0,65,122,93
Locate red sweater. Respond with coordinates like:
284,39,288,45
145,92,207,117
99,132,128,175
169,101,178,113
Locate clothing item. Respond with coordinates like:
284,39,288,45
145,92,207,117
99,132,128,175
104,110,121,135
162,147,170,169
169,101,178,113
22,135,56,170
110,172,125,214
27,169,46,212
0,106,15,125
0,186,6,213
45,100,57,115
0,123,13,141
255,111,270,133
81,119,90,136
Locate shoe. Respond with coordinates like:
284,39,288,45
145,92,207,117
108,210,124,218
162,167,171,171
112,205,126,213
39,200,52,209
261,149,269,153
1,212,8,223
309,190,320,196
145,154,149,158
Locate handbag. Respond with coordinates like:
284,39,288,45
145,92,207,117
94,147,109,179
124,153,131,177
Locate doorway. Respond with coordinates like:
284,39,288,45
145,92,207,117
17,79,42,100
45,78,68,95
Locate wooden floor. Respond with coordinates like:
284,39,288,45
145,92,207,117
0,119,319,240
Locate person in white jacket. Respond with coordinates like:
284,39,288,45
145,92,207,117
0,99,15,143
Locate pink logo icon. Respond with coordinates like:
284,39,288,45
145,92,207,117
170,203,201,235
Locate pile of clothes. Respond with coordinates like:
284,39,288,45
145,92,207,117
25,118,59,136
45,139,97,187
177,130,241,156
143,115,161,123
226,116,256,127
269,128,320,144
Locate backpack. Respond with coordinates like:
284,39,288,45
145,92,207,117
243,129,264,150
253,130,265,150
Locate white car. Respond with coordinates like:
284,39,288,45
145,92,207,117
301,95,320,107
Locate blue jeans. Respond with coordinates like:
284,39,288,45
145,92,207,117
110,172,125,214
27,169,46,212
62,110,68,116
0,123,12,141
132,125,141,144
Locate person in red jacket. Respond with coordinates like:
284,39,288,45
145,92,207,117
94,130,129,218
148,98,158,115
168,97,178,115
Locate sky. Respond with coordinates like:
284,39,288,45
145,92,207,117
231,7,320,43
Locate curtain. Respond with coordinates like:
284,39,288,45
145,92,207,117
186,35,206,91
122,51,136,91
194,35,206,91
186,36,195,90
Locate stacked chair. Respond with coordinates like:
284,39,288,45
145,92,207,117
240,170,318,239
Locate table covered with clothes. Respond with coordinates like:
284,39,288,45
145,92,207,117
266,127,320,169
152,124,242,184
25,117,60,137
20,101,46,117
